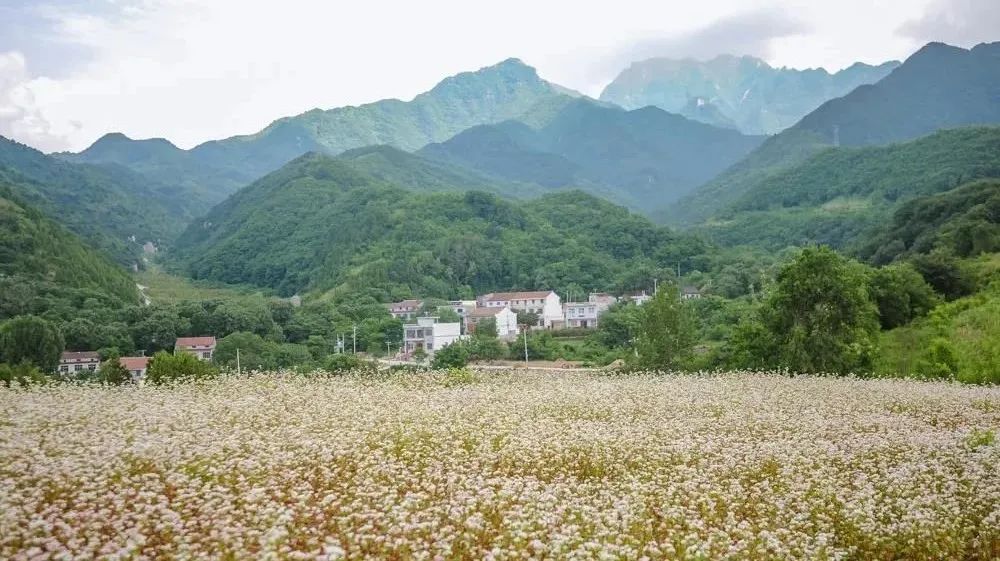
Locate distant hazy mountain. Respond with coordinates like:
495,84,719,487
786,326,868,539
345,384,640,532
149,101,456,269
65,58,576,197
419,97,764,210
600,54,899,134
662,42,1000,226
0,135,200,263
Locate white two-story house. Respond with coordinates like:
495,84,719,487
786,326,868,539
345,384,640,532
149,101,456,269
174,337,216,361
403,317,463,356
477,291,564,329
563,293,617,329
466,307,520,339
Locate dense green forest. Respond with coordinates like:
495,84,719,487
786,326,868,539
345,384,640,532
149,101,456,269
686,127,1000,250
172,152,709,298
0,135,200,263
662,42,1000,226
0,184,139,321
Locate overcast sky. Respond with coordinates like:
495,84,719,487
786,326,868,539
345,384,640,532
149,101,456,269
0,0,997,153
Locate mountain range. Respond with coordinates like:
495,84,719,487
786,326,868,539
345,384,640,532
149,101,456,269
600,55,900,134
2,40,999,308
662,41,1000,227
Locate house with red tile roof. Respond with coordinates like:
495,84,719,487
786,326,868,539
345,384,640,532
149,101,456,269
119,356,150,380
386,299,423,320
174,337,217,361
476,291,564,329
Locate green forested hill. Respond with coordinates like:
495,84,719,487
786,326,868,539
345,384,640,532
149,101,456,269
333,145,546,198
0,135,201,263
0,184,139,320
419,98,764,211
662,42,1000,225
860,179,1000,264
686,127,1000,250
172,153,707,299
59,132,251,208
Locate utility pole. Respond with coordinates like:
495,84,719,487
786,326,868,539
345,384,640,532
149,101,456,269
653,277,658,295
522,327,529,365
352,324,357,354
236,348,241,375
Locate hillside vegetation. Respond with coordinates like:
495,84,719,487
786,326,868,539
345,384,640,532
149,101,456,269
686,127,1000,249
172,153,707,298
0,135,199,263
0,184,138,320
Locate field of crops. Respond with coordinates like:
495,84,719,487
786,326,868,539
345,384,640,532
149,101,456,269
2,371,998,560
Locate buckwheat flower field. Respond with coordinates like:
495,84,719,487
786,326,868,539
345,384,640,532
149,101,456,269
2,371,999,560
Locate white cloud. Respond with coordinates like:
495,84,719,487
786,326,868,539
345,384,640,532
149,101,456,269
0,51,78,152
0,0,961,152
898,0,1000,47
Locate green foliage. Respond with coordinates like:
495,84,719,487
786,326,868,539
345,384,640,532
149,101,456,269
0,185,139,321
0,361,47,387
730,247,879,374
476,319,498,339
685,128,1000,251
595,302,644,349
0,136,196,263
172,155,707,299
877,279,1000,384
863,179,1000,264
0,315,64,372
908,252,976,300
145,351,218,385
97,352,132,386
515,310,540,327
868,264,940,329
431,342,470,369
633,285,696,370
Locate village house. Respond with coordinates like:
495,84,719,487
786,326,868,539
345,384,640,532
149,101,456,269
174,337,216,361
681,286,703,300
387,299,423,320
466,307,519,339
563,293,616,329
120,356,150,381
447,300,477,320
626,290,653,306
477,291,564,329
58,351,100,375
402,317,463,356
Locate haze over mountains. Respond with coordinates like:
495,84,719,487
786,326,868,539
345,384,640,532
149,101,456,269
600,55,900,134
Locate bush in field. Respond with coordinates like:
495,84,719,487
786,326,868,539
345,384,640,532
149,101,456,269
0,361,47,387
96,352,131,386
323,353,379,375
634,284,695,370
730,246,879,374
868,263,940,329
146,351,218,385
432,342,470,369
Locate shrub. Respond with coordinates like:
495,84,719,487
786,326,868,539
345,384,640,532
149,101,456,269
146,351,218,385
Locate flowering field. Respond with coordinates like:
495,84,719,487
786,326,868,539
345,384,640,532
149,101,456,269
1,371,998,560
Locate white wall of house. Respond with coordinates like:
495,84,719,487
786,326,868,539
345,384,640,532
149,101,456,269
493,308,520,338
540,292,563,328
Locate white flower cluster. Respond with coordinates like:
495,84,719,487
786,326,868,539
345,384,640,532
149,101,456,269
1,371,998,560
